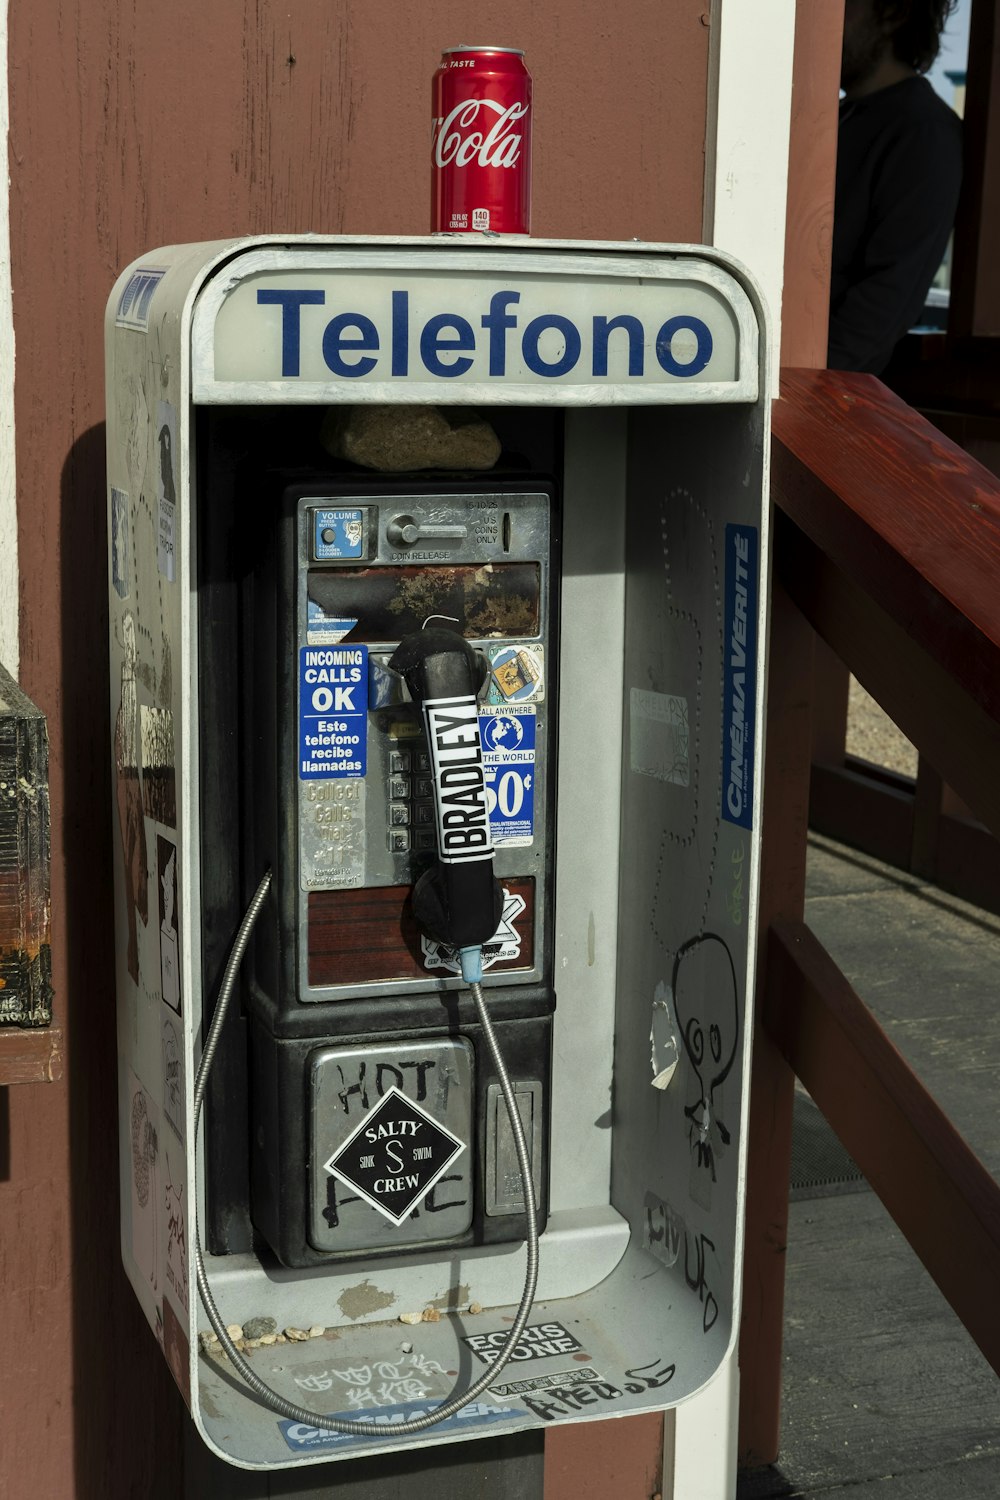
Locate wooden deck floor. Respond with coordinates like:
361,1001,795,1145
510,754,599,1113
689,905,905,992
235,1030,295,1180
740,835,1000,1498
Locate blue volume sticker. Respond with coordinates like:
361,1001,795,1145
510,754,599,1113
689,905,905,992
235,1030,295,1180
722,524,758,829
300,645,367,779
480,707,536,846
314,507,365,560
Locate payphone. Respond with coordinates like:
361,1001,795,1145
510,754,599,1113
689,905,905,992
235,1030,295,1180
107,237,769,1468
234,473,558,1269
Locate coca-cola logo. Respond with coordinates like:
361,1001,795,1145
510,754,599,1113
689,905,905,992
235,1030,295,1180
433,98,528,170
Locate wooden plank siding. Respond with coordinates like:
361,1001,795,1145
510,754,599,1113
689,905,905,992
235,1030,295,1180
2,3,711,1496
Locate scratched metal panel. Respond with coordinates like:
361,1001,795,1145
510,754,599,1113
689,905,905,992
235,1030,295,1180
610,397,768,1377
106,243,209,1407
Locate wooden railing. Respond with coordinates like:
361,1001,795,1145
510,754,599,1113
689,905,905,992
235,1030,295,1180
738,369,1000,1465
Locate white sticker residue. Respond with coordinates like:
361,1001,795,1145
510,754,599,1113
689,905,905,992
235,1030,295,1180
650,979,679,1090
630,689,690,785
307,599,359,646
155,400,178,582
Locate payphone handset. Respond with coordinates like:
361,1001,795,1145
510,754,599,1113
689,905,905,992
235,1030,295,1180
388,627,503,969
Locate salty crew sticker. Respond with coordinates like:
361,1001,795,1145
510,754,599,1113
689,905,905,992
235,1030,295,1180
323,1085,465,1225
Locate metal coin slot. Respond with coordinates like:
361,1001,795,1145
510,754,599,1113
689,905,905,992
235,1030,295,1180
387,514,468,547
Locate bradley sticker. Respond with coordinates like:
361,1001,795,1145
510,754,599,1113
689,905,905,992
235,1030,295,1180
422,696,493,864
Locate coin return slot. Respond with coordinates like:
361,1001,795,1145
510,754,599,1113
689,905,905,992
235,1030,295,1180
485,1080,543,1215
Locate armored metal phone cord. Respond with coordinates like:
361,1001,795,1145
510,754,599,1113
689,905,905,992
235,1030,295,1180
193,869,541,1436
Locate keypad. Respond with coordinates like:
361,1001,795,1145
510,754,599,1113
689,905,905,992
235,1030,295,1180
386,742,435,855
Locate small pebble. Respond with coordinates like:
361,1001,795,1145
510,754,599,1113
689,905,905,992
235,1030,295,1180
276,1334,288,1344
243,1316,277,1341
226,1324,244,1341
259,1333,277,1346
198,1331,219,1352
308,1325,325,1338
421,1307,441,1323
399,1312,422,1326
468,1302,483,1315
285,1326,310,1342
401,1342,413,1353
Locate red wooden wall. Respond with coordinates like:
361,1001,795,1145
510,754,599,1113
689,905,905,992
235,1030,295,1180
2,3,710,1495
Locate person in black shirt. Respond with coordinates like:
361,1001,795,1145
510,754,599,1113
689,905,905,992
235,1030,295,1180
828,0,963,375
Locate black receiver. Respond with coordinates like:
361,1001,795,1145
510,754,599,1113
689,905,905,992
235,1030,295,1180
389,628,503,954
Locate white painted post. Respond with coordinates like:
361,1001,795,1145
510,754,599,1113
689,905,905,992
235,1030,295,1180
0,1,17,674
704,0,797,396
671,3,798,1493
668,1354,740,1499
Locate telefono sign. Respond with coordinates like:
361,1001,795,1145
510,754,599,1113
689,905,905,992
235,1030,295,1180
253,286,714,381
201,256,751,393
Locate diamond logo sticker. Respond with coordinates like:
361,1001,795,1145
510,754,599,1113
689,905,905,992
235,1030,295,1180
323,1085,467,1225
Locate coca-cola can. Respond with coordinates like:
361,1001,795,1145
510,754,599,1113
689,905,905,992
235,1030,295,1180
431,45,532,235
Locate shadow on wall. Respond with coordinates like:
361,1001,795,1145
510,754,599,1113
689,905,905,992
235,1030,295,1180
69,419,547,1500
61,423,187,1498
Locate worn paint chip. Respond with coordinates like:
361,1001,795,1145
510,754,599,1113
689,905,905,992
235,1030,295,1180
337,1278,396,1321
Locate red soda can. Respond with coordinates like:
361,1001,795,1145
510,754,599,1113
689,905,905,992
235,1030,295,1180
431,46,532,235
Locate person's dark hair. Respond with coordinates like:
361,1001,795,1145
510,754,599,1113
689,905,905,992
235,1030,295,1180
877,0,959,73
